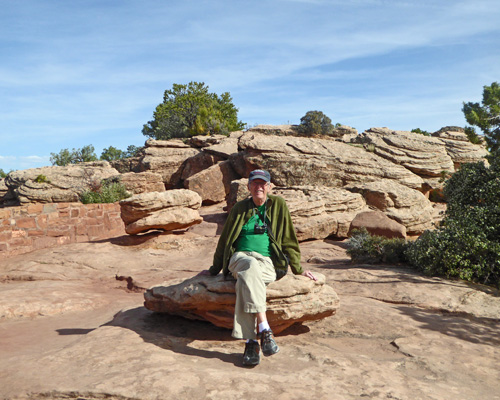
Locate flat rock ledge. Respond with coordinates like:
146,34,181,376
144,272,339,334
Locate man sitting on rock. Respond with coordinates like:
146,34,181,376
199,169,317,366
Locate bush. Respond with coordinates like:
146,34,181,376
80,181,130,204
347,228,409,264
297,111,336,136
406,151,500,287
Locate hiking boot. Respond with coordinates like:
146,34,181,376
260,329,279,356
243,340,260,366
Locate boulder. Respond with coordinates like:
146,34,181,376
184,160,240,204
348,210,407,239
247,124,299,136
232,131,424,190
110,172,165,195
432,128,489,169
119,189,203,235
356,127,455,178
139,139,200,189
346,179,435,235
4,162,120,204
144,272,339,334
180,152,225,181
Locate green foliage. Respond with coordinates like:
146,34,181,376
80,180,130,204
347,228,409,264
34,174,50,183
464,126,483,145
406,151,500,286
142,81,245,140
411,128,431,136
123,145,143,158
0,169,7,178
297,110,335,136
100,146,124,161
462,81,500,151
50,145,98,166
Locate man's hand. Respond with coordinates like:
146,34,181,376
197,270,212,276
302,270,317,281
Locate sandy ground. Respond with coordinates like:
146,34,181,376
1,205,499,400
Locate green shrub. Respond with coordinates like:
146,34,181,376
34,174,50,183
347,228,409,264
80,181,130,204
297,110,335,136
406,151,500,287
411,128,431,136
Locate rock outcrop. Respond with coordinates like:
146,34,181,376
139,139,200,188
184,160,240,204
356,127,455,178
346,179,435,235
432,128,489,168
144,272,339,334
3,162,120,204
119,189,203,235
232,131,424,190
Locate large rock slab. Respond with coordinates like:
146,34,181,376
144,272,339,334
346,179,435,235
232,131,424,190
119,189,203,235
139,139,200,189
184,160,240,204
4,162,120,204
356,127,455,177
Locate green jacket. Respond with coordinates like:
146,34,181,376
209,194,303,277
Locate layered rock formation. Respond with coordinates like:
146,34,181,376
232,131,424,190
119,189,203,235
3,162,119,204
144,272,339,334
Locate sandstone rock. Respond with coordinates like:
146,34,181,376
144,272,339,334
346,179,435,235
188,134,228,148
233,131,424,190
348,210,407,238
119,189,203,235
108,172,165,195
357,127,455,177
4,162,120,204
140,139,200,188
180,152,225,181
331,124,358,138
184,160,240,204
432,128,489,169
202,137,239,158
109,156,143,173
247,124,299,136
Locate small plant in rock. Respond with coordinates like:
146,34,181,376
347,228,409,264
34,174,50,183
80,180,130,204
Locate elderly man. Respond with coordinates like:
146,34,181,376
200,169,316,366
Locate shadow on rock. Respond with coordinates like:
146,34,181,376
101,306,245,366
396,305,500,346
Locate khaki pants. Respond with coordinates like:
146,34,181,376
228,251,277,340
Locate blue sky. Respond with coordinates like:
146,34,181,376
1,0,499,172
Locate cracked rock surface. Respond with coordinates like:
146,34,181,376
1,204,499,400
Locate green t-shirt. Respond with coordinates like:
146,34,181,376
234,204,271,257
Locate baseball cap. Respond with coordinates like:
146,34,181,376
248,169,271,183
